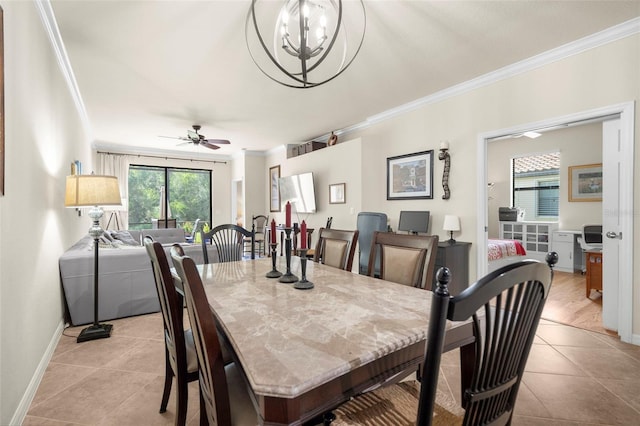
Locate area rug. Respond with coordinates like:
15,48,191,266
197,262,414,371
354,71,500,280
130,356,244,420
332,380,464,426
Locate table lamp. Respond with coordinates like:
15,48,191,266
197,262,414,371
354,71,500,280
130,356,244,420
443,215,460,244
65,174,121,342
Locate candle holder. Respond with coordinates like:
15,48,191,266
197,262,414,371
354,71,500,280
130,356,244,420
266,243,282,278
278,228,298,283
294,248,314,290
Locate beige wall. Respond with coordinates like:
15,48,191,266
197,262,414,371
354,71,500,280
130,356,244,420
265,139,363,234
487,122,603,238
0,2,91,423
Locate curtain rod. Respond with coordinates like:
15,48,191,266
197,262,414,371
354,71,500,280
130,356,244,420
97,150,227,165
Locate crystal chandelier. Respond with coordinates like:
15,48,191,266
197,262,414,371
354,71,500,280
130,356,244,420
246,0,366,88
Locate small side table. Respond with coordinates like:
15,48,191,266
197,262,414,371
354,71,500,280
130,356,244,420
585,250,603,298
433,241,471,296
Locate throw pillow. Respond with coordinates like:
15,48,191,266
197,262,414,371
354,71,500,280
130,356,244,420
109,230,139,246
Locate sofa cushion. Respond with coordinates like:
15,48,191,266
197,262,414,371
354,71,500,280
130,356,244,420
109,230,139,246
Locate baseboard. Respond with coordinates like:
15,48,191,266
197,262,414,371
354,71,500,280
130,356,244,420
10,320,65,426
630,333,640,346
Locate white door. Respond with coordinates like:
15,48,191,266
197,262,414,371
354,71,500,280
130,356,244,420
602,118,621,330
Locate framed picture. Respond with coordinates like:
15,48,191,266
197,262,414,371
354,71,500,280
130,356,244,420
329,183,346,204
269,165,281,212
569,163,603,202
387,150,434,200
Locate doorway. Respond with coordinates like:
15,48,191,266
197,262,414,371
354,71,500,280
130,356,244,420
476,102,635,343
232,179,244,227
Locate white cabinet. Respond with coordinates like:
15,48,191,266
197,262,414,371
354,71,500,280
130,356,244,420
552,230,582,273
500,221,558,262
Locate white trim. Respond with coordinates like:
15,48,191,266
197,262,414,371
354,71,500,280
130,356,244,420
332,17,640,141
35,0,92,139
477,102,635,344
10,320,65,425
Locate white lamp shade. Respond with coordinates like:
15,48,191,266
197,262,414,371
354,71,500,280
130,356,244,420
443,215,461,232
65,175,122,207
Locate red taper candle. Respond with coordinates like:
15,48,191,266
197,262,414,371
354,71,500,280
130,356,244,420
270,219,276,244
300,220,307,249
285,201,291,228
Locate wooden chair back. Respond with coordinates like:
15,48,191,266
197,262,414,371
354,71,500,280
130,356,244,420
312,228,359,271
170,248,233,426
144,237,197,424
417,253,557,426
368,232,439,289
201,224,255,263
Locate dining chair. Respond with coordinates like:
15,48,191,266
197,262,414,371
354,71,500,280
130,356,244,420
246,215,268,256
201,224,255,263
144,237,198,426
331,253,558,426
367,231,439,289
305,217,334,259
170,248,258,426
312,228,359,271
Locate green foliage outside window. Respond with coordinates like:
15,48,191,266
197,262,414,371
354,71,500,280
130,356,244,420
128,165,212,230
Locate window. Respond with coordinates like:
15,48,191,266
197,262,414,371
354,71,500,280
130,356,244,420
128,165,212,230
512,153,560,221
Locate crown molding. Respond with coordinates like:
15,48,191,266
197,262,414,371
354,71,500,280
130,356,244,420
337,17,640,136
35,0,92,139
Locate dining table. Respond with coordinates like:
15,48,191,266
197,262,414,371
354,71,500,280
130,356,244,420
191,256,475,426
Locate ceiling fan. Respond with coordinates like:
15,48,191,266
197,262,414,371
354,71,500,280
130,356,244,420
160,125,230,150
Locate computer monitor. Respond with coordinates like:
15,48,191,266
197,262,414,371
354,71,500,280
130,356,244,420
582,224,603,247
398,211,430,234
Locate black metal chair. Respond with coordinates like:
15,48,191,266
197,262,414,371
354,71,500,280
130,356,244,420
144,237,198,426
246,215,268,256
330,253,558,426
201,224,255,264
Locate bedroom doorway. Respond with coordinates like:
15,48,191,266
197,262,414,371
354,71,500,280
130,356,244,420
476,102,635,344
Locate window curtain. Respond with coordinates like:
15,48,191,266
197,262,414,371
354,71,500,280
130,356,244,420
97,153,130,230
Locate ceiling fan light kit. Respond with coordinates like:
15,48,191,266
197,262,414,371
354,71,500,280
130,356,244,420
246,0,366,88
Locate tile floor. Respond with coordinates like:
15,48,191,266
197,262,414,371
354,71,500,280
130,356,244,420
24,312,640,425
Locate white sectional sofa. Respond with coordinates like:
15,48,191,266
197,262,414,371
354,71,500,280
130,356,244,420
59,228,219,325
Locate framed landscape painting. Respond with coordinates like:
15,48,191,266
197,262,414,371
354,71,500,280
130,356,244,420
387,150,434,200
569,163,602,202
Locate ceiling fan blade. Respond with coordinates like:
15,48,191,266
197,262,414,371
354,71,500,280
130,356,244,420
203,139,231,145
159,135,190,141
200,140,221,150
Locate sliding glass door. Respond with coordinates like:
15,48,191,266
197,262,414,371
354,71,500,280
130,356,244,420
128,165,212,231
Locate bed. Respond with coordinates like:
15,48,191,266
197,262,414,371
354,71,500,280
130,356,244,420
488,239,527,272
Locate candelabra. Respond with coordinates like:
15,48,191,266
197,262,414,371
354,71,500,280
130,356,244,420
266,243,282,278
294,249,314,290
278,227,298,283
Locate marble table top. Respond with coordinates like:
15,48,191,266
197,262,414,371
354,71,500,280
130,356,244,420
197,257,440,399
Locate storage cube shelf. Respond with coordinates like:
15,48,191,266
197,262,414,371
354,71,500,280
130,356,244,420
499,221,558,262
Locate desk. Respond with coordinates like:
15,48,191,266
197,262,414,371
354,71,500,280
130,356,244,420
585,250,602,297
196,257,474,425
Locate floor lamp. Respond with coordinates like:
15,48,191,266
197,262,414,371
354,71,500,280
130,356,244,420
65,174,121,342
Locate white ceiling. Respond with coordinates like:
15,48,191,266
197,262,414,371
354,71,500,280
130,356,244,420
49,1,640,160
